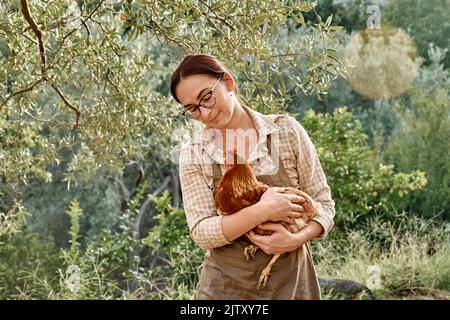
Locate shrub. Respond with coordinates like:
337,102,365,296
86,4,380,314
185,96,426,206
140,191,204,299
0,229,62,299
384,88,450,221
301,107,426,231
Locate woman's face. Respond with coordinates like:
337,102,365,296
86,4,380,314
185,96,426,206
175,73,235,129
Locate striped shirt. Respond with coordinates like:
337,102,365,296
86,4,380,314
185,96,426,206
178,105,335,250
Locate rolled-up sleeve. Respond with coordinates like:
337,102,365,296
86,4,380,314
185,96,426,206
288,117,335,238
179,144,232,250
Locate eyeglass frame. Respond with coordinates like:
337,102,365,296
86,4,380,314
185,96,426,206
180,73,224,119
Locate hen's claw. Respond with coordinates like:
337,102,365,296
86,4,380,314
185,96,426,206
243,245,259,261
256,254,280,290
256,265,272,290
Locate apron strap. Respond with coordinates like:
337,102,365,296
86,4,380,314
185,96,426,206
257,129,294,188
212,162,222,194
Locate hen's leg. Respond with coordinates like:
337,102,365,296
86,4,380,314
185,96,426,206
243,245,259,261
256,254,281,290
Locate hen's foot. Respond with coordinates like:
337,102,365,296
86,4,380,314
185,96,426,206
243,245,259,261
256,265,273,290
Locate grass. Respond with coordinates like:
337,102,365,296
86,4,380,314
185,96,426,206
314,213,450,300
3,212,449,300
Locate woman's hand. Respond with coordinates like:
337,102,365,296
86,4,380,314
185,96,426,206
246,223,304,255
257,187,306,224
246,220,324,255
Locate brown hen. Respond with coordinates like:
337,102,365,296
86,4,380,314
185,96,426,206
214,150,319,289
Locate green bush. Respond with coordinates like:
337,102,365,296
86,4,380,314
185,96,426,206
9,191,204,300
143,191,196,254
384,88,450,221
0,230,62,299
301,107,426,231
12,197,141,299
140,191,204,299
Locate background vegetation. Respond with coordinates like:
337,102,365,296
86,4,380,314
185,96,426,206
1,0,449,300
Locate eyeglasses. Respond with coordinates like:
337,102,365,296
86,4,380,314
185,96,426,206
180,73,223,119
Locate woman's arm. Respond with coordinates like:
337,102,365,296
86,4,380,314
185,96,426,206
221,203,268,242
179,144,231,250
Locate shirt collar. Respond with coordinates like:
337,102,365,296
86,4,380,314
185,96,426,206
243,104,280,138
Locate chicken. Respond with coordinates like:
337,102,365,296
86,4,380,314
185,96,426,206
214,150,320,289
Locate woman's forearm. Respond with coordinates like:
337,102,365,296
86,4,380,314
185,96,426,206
221,204,324,246
221,203,266,242
294,220,324,246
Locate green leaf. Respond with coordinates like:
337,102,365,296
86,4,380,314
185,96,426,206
293,13,305,25
325,14,333,28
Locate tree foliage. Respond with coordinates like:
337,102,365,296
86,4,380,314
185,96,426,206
0,0,345,233
384,0,450,68
1,0,448,300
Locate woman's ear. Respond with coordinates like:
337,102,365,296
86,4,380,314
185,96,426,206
222,71,236,92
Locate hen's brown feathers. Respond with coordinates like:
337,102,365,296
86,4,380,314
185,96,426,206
214,160,319,224
213,153,320,290
214,162,269,214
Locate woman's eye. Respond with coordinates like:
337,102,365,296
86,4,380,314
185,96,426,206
201,93,212,102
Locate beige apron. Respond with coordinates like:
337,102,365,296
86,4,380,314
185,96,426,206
196,134,321,300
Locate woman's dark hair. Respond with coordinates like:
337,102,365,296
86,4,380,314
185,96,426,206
170,53,230,103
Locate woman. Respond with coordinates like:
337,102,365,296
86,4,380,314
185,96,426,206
172,53,335,299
